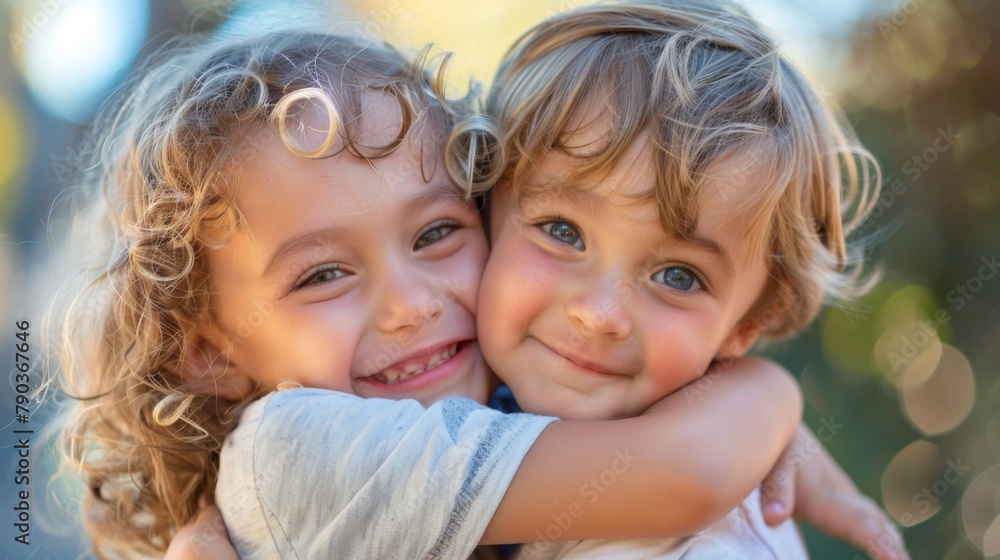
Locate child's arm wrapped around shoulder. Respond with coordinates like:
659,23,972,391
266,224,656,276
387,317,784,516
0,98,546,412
167,360,908,559
481,356,801,543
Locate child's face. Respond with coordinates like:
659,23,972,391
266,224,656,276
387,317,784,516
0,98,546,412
201,114,493,407
478,133,771,420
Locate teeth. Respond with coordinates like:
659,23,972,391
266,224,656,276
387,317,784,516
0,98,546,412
370,343,459,385
403,362,423,375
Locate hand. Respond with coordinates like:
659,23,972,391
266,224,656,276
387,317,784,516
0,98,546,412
164,496,239,560
760,425,911,560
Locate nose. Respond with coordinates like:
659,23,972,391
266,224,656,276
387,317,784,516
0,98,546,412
564,276,632,339
373,259,443,333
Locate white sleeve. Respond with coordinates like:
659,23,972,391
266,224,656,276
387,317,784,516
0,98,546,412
216,388,556,560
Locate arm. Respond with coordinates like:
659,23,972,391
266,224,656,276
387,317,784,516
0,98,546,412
480,356,802,544
166,357,799,557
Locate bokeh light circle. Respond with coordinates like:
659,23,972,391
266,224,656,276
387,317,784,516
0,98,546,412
14,0,150,122
962,463,1000,555
876,322,942,390
0,96,28,193
881,440,946,526
901,344,975,436
987,411,1000,462
985,516,1000,556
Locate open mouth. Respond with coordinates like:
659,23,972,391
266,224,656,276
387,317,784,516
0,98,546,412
368,342,460,385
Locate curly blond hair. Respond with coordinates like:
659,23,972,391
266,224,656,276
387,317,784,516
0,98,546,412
42,28,495,558
487,0,882,338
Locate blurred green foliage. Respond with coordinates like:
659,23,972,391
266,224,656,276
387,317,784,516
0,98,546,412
765,1,1000,558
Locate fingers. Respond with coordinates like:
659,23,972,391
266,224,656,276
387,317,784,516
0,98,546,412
853,499,911,560
760,471,795,527
808,494,911,560
760,447,796,526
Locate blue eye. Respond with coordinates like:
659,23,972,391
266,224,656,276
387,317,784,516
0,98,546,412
652,266,702,292
541,220,584,249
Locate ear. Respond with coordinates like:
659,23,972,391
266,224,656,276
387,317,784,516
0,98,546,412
177,326,252,401
716,315,763,361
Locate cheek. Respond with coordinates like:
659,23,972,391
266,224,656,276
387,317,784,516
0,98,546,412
233,301,361,391
450,232,490,315
212,284,269,352
479,240,562,348
299,302,359,349
640,308,719,391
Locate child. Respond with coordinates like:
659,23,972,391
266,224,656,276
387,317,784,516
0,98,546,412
477,0,885,557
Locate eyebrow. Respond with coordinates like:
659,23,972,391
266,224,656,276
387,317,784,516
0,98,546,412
259,225,350,285
680,234,735,281
518,187,612,220
259,182,466,283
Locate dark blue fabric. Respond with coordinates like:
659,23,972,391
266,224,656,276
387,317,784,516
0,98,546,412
487,384,522,559
487,384,523,414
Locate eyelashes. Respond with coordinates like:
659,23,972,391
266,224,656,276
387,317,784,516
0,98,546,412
294,264,348,290
651,265,706,293
414,220,459,249
537,219,584,249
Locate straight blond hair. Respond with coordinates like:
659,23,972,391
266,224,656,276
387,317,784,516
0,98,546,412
487,0,881,337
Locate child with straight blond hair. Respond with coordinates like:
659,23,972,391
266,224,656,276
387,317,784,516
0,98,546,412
478,0,890,557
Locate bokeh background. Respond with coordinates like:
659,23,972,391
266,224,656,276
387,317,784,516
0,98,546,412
0,0,997,558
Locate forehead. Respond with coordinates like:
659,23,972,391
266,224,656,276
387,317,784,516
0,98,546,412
240,126,453,205
232,89,451,183
523,110,654,200
214,98,460,247
271,91,429,157
209,126,469,289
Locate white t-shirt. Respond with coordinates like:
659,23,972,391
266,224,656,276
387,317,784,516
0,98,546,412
216,388,556,559
514,487,807,559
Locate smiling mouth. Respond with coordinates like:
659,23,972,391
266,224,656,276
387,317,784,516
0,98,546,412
538,339,629,377
368,342,460,385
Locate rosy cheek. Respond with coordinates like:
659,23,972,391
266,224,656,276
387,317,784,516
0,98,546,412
503,245,556,302
527,248,569,297
442,237,489,314
460,255,489,311
645,313,716,385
